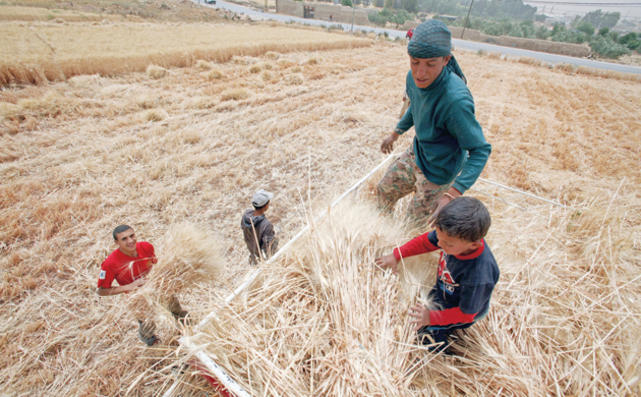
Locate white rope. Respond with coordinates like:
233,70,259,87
478,177,566,208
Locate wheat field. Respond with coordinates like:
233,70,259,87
1,9,641,395
0,19,371,84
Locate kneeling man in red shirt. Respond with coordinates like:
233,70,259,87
97,225,187,346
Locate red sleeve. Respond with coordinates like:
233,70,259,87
138,242,156,263
392,233,439,260
429,307,477,326
97,257,115,289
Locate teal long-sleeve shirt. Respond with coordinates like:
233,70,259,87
395,67,491,194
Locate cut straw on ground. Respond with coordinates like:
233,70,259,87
1,35,640,395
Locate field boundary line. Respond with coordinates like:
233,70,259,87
478,177,566,207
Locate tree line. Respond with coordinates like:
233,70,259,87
356,0,641,58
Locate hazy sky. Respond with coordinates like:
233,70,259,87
523,1,641,20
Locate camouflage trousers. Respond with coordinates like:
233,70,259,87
376,145,452,229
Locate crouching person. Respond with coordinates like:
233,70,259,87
96,225,188,346
375,197,499,353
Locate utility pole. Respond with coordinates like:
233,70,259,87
351,3,355,33
462,0,474,39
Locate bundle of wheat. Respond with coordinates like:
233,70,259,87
183,185,641,395
146,222,225,297
190,200,439,395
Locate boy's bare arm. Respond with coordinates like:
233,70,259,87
374,254,399,273
409,303,430,331
427,187,462,227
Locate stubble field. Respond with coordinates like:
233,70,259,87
1,8,641,396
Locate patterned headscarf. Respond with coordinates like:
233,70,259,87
407,19,467,84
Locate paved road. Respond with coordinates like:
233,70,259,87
196,0,641,75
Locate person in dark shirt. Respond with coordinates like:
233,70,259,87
241,189,278,265
375,197,499,352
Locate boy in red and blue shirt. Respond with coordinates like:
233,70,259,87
376,197,499,352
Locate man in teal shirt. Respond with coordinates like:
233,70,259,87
377,19,491,229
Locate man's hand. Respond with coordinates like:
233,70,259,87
381,132,400,154
122,276,146,292
427,188,462,227
97,277,147,296
375,254,400,273
138,319,158,346
409,303,430,332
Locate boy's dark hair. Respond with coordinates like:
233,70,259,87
434,197,490,242
113,224,133,240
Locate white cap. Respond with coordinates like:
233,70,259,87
252,189,273,207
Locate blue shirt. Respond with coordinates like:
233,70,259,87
396,67,491,193
427,231,499,318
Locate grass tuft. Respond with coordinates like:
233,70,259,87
146,64,167,79
276,59,295,68
195,60,213,70
144,109,167,122
261,70,275,82
284,73,304,85
206,69,224,80
220,87,250,101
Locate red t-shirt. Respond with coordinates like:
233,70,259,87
97,242,156,288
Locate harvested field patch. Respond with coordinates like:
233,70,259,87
0,37,640,396
2,0,223,22
0,5,110,22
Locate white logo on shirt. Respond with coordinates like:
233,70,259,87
99,270,106,280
